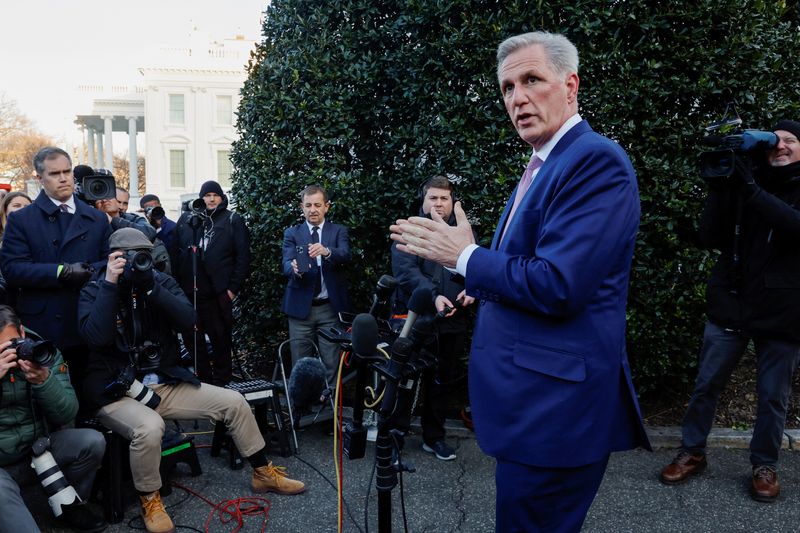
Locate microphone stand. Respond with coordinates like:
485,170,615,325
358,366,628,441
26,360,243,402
186,212,206,375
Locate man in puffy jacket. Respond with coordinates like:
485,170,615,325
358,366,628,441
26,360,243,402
0,305,106,532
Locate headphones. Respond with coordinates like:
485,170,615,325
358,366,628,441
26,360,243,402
416,176,460,209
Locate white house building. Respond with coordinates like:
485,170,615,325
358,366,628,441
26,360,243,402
74,33,254,216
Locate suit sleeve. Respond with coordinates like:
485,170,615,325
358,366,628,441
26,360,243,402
467,145,638,318
228,214,250,294
0,211,62,288
281,227,299,278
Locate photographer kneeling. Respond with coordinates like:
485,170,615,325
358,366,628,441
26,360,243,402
661,120,800,502
0,305,107,532
78,229,304,533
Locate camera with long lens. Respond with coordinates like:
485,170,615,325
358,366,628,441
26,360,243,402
122,249,154,287
10,337,56,367
73,166,116,204
103,364,161,408
144,205,165,223
30,437,81,517
700,104,778,179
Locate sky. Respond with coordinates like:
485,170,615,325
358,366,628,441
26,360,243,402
0,0,267,145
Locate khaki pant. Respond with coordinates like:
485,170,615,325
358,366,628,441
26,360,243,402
97,382,265,492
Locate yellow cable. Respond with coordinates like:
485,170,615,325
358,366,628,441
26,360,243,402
363,345,391,408
334,350,347,533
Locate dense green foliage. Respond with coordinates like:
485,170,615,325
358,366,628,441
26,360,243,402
232,0,800,392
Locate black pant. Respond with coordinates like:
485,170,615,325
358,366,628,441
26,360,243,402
421,332,466,445
183,292,233,385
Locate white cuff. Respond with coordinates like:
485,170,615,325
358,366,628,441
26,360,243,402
456,244,479,277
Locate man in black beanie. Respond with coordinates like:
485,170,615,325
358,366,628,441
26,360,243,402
660,120,800,502
170,181,250,386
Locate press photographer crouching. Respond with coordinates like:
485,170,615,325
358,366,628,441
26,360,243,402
0,305,107,532
661,119,800,502
78,229,304,533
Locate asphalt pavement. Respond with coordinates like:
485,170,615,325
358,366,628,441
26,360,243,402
30,420,800,532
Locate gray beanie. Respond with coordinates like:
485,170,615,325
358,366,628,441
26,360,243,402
108,228,154,251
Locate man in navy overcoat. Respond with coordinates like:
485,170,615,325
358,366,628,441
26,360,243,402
391,32,650,532
0,147,110,396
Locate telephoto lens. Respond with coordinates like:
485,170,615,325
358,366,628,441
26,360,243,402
30,437,81,517
126,379,161,409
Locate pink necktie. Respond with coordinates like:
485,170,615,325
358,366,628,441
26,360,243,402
500,155,543,243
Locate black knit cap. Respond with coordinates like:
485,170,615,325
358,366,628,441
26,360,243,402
199,180,224,198
772,120,800,140
139,194,160,208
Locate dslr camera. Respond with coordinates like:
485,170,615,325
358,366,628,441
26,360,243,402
9,337,56,367
104,364,161,409
72,165,116,204
699,104,778,180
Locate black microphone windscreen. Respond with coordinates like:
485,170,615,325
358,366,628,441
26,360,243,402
390,337,414,365
288,357,327,408
407,287,434,315
351,313,378,356
377,275,397,291
73,164,94,181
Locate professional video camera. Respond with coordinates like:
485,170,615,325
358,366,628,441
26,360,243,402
72,165,116,204
699,104,778,180
104,364,161,408
9,337,56,367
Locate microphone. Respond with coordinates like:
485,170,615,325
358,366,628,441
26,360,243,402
379,337,414,419
399,287,434,338
351,313,378,357
288,357,327,408
368,275,397,319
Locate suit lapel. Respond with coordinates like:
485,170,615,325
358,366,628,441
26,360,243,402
61,201,90,251
492,120,593,250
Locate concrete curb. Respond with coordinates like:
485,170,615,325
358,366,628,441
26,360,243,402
646,426,800,450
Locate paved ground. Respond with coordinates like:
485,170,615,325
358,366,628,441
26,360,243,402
30,421,800,532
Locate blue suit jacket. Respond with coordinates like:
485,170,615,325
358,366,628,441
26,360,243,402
0,191,110,348
467,120,650,468
281,221,351,320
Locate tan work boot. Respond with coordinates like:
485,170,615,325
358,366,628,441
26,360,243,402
252,462,306,495
139,491,175,533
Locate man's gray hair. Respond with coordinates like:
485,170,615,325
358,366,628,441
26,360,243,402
33,147,71,175
496,31,579,80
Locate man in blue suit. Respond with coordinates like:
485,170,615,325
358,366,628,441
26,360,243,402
391,31,650,532
281,185,351,383
1,147,110,401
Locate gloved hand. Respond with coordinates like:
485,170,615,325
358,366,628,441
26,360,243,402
131,268,155,293
733,157,760,199
58,262,94,287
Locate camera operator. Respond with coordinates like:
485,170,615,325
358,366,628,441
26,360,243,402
0,305,106,532
140,194,176,250
660,120,800,502
171,181,250,386
79,228,302,533
390,176,475,461
0,147,110,399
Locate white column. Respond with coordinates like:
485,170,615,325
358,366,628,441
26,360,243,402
87,127,96,168
76,128,85,165
103,115,114,170
127,116,139,202
96,130,104,169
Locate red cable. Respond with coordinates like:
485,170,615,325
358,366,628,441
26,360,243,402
171,480,272,533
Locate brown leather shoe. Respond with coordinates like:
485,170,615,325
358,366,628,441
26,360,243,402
660,450,707,485
751,465,780,502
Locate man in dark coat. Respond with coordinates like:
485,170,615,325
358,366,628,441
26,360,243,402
170,181,250,385
0,147,110,396
140,194,177,251
281,184,351,383
661,119,800,502
391,176,476,461
80,228,303,533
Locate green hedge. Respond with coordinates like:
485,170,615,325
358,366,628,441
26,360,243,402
232,0,800,392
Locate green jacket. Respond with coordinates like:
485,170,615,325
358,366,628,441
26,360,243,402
0,330,77,467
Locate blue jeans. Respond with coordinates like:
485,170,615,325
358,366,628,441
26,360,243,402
682,321,800,466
